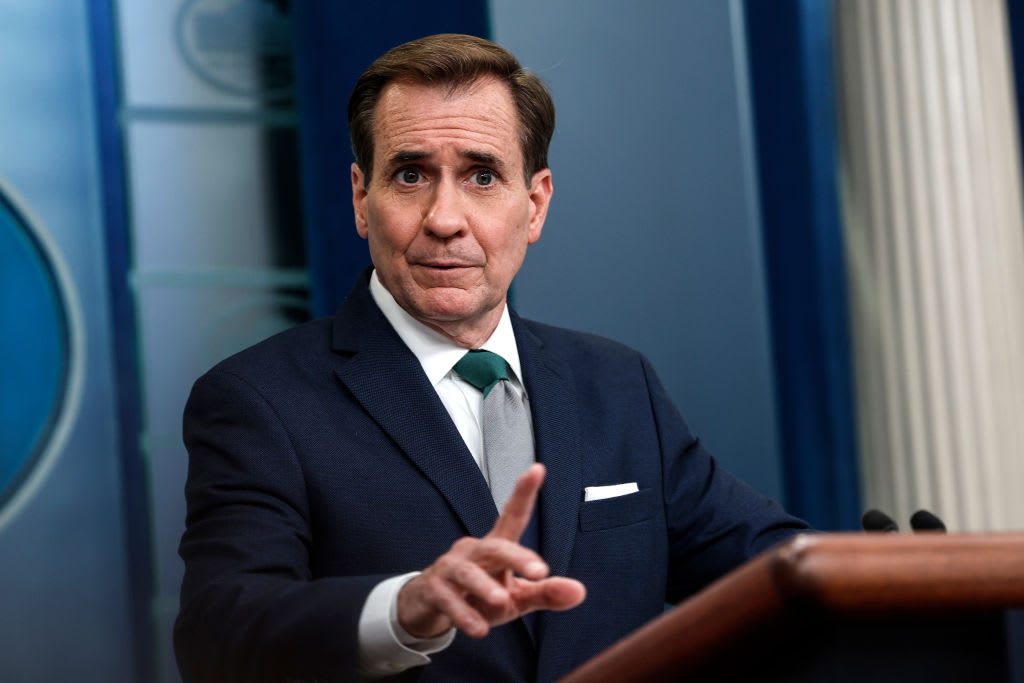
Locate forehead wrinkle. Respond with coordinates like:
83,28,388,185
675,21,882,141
380,125,517,167
378,77,516,124
382,115,514,144
373,79,523,175
380,114,512,144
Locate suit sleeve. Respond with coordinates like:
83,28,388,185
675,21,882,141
175,367,388,683
638,356,810,602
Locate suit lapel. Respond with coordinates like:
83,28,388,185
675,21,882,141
513,315,584,580
331,274,498,540
514,316,588,678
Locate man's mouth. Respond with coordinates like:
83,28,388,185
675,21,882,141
414,260,479,270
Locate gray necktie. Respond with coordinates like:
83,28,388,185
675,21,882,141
453,350,535,511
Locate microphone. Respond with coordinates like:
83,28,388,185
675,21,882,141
910,509,947,532
861,509,899,532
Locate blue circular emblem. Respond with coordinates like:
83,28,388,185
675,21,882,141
0,179,83,528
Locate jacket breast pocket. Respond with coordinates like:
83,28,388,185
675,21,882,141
578,487,655,532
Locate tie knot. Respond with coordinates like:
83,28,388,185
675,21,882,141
454,350,508,398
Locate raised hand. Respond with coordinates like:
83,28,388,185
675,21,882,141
396,463,586,639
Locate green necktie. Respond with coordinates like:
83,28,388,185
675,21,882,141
453,350,534,510
453,350,508,398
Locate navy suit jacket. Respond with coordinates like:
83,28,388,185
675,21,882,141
175,270,807,682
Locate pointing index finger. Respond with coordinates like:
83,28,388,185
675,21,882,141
489,463,545,542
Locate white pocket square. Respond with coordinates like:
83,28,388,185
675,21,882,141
584,482,639,502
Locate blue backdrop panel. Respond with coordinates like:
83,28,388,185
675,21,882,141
293,1,490,317
492,0,788,502
743,0,861,529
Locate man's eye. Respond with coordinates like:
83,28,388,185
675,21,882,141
473,170,494,186
398,169,421,184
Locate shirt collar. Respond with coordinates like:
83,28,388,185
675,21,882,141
369,270,524,388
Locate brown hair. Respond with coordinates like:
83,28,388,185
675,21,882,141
348,34,555,186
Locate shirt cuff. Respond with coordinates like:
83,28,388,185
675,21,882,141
357,572,456,678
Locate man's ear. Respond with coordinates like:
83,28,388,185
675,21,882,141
352,162,369,239
526,169,553,244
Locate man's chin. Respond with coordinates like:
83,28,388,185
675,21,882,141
400,292,505,342
403,287,480,318
413,302,484,325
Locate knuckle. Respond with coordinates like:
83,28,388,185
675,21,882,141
452,562,477,586
477,537,501,554
452,537,476,554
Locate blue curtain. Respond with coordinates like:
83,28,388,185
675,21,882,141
743,0,861,530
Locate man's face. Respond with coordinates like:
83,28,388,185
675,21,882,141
352,77,552,347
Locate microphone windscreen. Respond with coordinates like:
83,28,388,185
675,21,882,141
910,509,947,532
861,508,899,532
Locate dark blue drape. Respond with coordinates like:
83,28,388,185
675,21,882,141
743,0,862,530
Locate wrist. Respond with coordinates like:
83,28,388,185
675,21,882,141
396,575,454,639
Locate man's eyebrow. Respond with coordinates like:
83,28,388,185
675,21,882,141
386,150,427,167
462,150,506,170
384,149,509,172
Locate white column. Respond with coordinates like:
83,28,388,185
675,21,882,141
836,0,1024,531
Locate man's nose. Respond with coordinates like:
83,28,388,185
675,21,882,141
422,177,467,238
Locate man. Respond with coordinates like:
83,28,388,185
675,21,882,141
175,34,807,682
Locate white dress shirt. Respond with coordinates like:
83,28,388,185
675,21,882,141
357,270,533,677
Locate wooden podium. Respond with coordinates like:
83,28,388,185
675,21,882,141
559,533,1024,683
